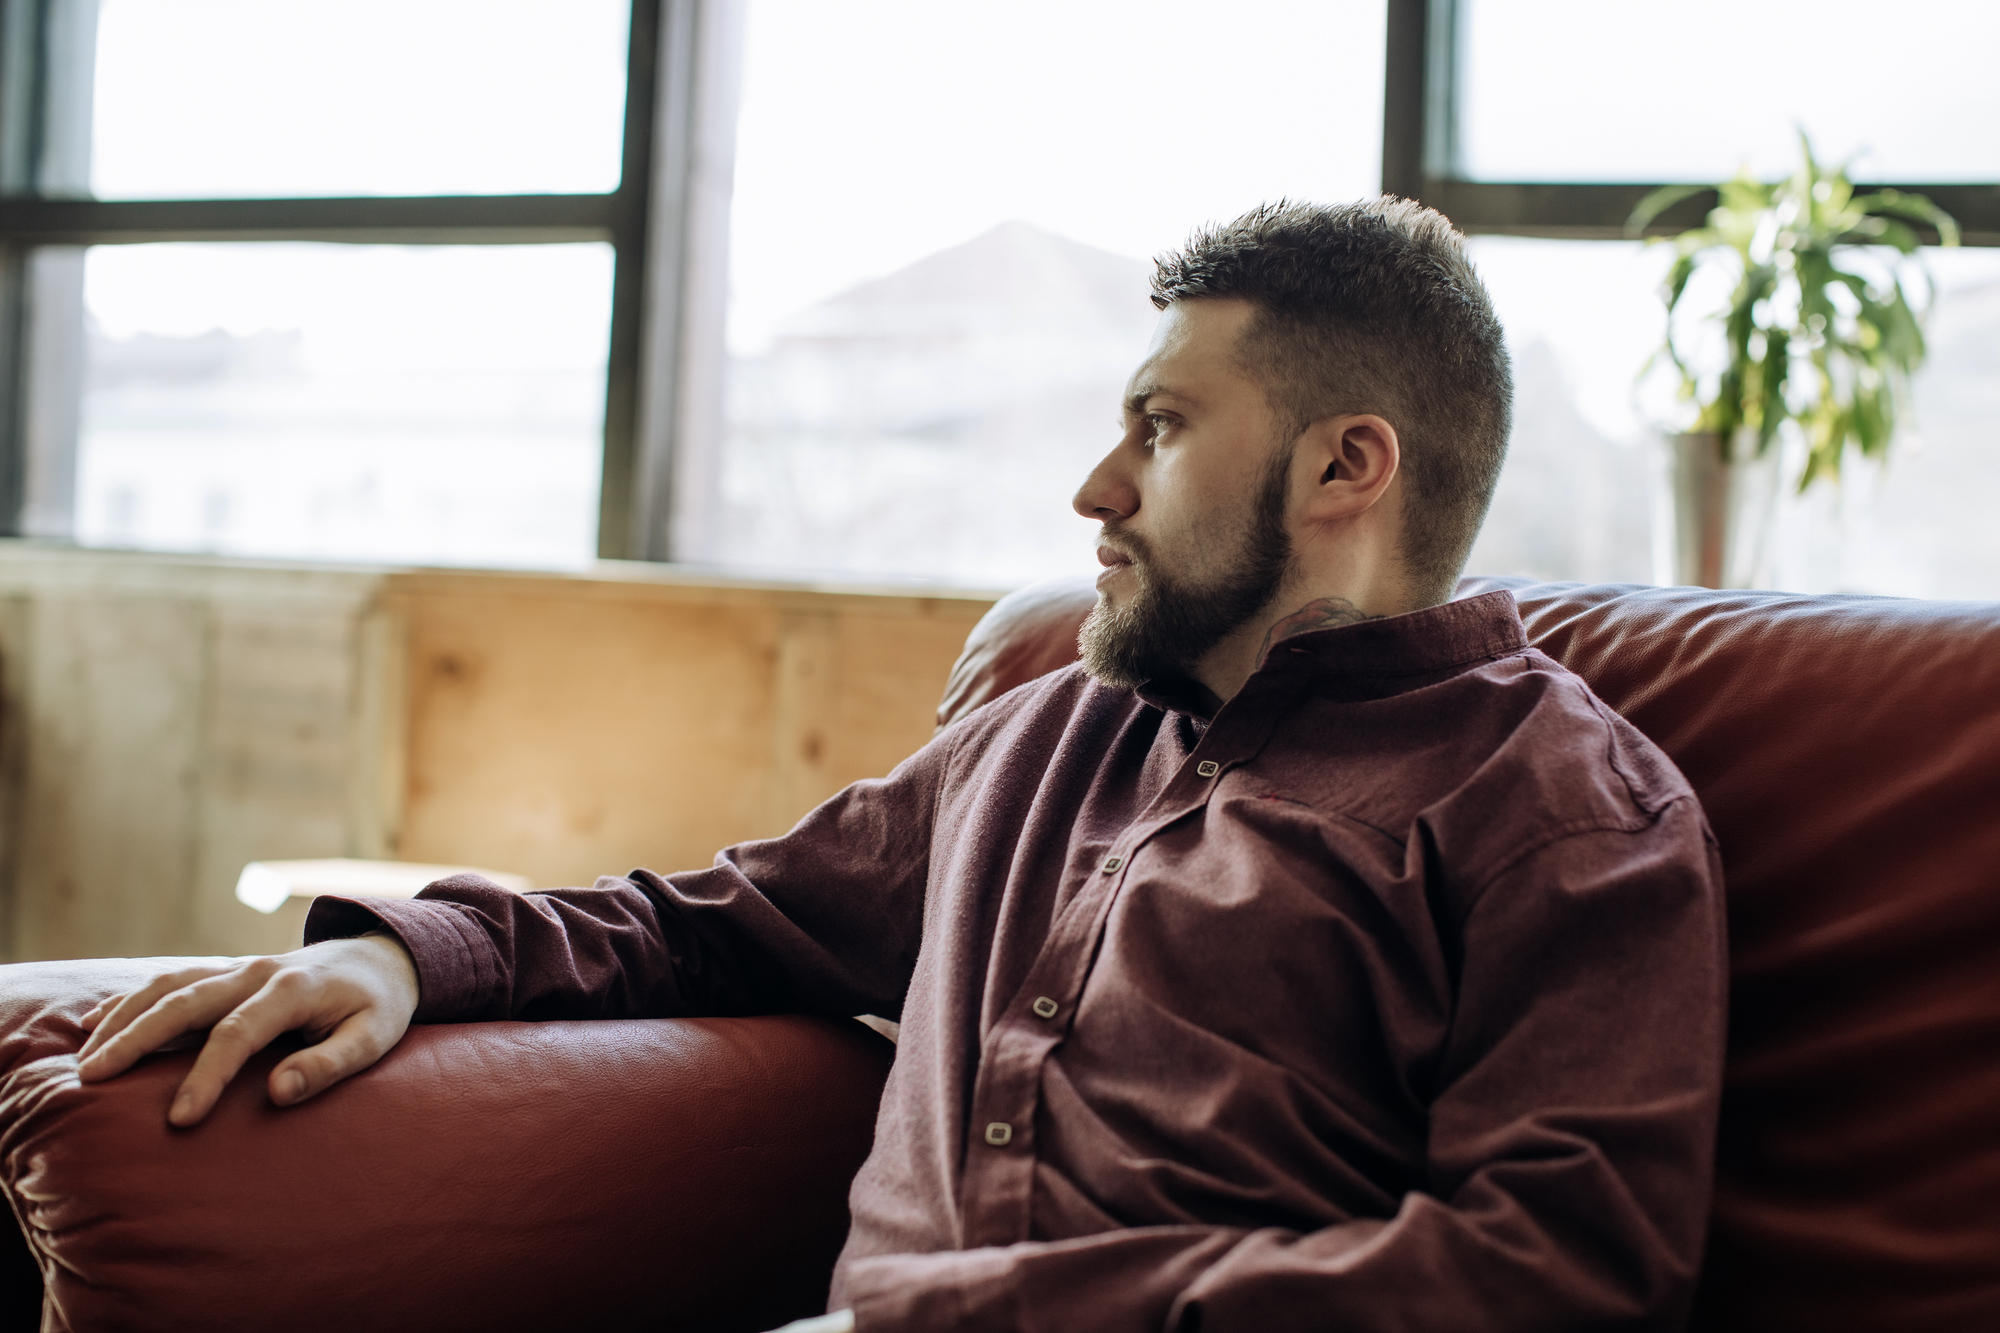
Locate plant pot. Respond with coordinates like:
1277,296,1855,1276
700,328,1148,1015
1664,431,1780,589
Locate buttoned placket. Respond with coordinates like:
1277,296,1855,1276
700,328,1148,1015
953,658,1320,1248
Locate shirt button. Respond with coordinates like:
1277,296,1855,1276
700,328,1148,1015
1031,996,1059,1019
1101,855,1123,873
1196,760,1220,777
984,1122,1013,1147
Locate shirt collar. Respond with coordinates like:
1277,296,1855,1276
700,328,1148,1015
1135,589,1528,716
1254,588,1526,678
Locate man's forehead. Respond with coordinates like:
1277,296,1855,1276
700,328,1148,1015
1124,298,1261,408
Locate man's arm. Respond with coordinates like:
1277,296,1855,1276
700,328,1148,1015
77,736,952,1124
833,805,1728,1332
320,742,945,1024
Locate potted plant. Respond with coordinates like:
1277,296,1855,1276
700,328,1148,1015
1627,135,1958,588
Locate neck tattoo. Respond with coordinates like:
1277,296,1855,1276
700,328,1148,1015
1256,597,1383,660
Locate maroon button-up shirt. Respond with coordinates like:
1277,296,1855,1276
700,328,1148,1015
310,591,1726,1332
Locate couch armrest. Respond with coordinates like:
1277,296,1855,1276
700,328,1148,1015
0,961,892,1333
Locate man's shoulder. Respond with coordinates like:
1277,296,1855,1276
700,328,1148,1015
1494,645,1691,806
1271,644,1700,875
937,661,1125,738
1433,646,1706,885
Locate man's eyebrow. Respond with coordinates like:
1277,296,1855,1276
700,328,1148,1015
1122,384,1185,417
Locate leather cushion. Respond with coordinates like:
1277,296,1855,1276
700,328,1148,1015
939,574,2000,1332
0,959,892,1333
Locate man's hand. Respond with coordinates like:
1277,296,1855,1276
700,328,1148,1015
75,934,420,1128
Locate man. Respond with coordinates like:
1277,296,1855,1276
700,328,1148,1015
76,199,1726,1332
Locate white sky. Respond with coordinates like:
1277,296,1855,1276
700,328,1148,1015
726,0,1388,353
85,243,615,374
87,0,626,374
78,0,2000,438
92,0,629,198
1461,0,2000,183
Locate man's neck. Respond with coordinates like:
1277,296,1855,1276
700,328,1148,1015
1195,585,1403,702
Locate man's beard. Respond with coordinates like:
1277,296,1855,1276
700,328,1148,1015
1078,441,1296,690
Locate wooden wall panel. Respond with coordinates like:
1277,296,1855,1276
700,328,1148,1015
0,546,998,959
383,573,993,891
13,593,207,960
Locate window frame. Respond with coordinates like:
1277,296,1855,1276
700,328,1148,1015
1380,0,2000,246
0,0,709,561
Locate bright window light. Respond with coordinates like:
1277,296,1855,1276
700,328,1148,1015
77,243,613,568
91,0,630,198
707,0,1387,588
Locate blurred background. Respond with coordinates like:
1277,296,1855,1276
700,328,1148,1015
2,0,1998,963
10,0,1996,596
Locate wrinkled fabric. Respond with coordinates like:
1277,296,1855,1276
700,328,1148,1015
309,590,1726,1333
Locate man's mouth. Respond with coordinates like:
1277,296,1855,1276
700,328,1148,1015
1095,542,1136,591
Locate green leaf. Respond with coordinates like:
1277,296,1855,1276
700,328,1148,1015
1628,128,1959,486
1854,188,1963,248
1627,183,1712,236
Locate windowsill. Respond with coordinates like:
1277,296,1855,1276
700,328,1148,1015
0,538,1017,607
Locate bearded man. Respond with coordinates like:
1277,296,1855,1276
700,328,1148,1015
76,200,1726,1333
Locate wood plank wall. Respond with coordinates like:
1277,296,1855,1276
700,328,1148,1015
0,545,997,962
383,569,993,892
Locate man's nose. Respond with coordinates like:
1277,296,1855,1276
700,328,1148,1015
1073,447,1137,522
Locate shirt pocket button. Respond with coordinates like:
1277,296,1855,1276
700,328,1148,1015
984,1122,1013,1147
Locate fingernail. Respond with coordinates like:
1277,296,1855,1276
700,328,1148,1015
275,1071,305,1104
169,1090,195,1124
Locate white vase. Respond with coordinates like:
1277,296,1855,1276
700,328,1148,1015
1664,431,1781,589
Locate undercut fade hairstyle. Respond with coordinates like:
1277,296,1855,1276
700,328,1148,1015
1151,198,1512,606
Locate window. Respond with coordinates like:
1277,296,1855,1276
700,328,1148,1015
90,0,630,199
1392,0,2000,596
1455,0,2000,185
689,0,1387,587
3,0,1993,594
77,242,613,566
0,0,675,566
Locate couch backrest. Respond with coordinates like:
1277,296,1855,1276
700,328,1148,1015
937,574,2000,1333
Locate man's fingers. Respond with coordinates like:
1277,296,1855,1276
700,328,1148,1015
165,969,318,1127
76,964,253,1070
268,1009,397,1107
67,938,418,1128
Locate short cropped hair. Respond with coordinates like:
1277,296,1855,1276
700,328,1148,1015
1151,198,1512,605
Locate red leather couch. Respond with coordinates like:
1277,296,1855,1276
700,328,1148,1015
2,576,1996,1332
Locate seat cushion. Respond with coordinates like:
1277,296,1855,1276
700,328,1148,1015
939,574,2000,1332
0,959,893,1333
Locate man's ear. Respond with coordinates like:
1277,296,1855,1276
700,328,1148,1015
1299,414,1399,520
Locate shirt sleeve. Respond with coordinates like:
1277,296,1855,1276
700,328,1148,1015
836,800,1728,1333
303,735,952,1024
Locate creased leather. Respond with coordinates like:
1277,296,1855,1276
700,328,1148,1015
0,986,891,1333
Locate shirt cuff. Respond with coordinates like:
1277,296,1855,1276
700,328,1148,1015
302,878,502,1022
840,1248,1015,1333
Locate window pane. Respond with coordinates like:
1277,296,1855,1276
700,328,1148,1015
1458,0,2000,183
702,0,1386,588
77,243,611,567
90,0,629,199
1463,237,2000,598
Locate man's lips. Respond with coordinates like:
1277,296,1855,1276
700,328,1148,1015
1095,544,1135,589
